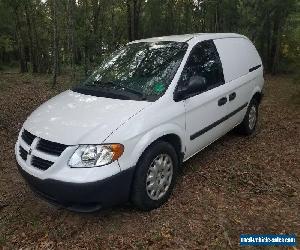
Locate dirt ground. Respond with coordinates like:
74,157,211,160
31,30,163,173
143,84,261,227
0,73,299,249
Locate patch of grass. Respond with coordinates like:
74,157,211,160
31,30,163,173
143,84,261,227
0,234,7,246
290,90,300,105
49,226,68,240
29,215,41,229
149,230,164,242
188,164,199,172
292,74,300,85
0,78,10,91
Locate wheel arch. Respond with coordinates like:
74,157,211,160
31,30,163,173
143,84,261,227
250,86,263,105
131,125,185,169
128,130,184,202
148,134,183,163
252,91,263,104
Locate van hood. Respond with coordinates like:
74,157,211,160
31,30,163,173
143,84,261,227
23,90,151,145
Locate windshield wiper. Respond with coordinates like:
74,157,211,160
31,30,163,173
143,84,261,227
119,86,147,100
90,80,147,100
89,80,118,88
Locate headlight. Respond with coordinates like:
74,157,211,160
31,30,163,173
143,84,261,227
68,144,124,168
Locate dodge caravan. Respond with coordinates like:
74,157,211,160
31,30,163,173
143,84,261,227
15,33,264,211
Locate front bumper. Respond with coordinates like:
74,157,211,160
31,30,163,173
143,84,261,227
17,163,135,212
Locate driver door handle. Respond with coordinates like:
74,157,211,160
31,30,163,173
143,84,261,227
229,92,236,101
218,97,227,106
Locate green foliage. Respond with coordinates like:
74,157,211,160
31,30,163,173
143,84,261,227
0,0,298,75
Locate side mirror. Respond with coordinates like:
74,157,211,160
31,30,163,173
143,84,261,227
174,76,207,101
186,75,207,94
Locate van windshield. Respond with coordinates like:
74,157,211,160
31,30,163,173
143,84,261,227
73,41,188,101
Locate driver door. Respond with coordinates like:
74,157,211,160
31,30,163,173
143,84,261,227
178,40,232,158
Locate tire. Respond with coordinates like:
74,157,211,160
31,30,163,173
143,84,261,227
237,98,259,135
131,141,179,211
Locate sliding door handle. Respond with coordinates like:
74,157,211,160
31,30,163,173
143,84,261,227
218,97,227,106
229,92,236,101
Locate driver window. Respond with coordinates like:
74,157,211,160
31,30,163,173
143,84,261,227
179,40,225,93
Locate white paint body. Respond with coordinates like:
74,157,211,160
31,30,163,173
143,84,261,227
15,33,264,184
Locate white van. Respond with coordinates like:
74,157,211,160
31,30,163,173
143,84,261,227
15,33,264,211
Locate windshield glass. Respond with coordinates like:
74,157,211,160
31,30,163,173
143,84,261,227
73,41,188,101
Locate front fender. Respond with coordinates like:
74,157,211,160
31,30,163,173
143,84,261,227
116,123,185,171
104,95,186,171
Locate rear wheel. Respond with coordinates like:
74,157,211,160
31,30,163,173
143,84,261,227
131,141,179,211
237,98,259,135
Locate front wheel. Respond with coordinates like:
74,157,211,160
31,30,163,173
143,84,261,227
131,141,179,211
237,99,259,135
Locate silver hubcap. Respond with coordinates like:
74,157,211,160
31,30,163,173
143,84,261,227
248,105,257,130
146,154,173,200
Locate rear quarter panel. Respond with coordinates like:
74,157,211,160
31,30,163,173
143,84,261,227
214,37,264,126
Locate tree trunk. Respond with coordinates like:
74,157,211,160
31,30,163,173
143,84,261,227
32,7,42,72
111,3,116,48
127,0,133,41
24,0,38,73
127,0,142,41
52,0,58,87
269,4,290,75
83,0,89,76
184,2,190,33
91,0,102,61
68,0,76,79
13,5,28,73
92,0,101,33
166,0,175,34
133,0,142,40
214,1,219,32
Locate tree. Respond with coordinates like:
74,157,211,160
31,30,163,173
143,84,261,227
51,0,58,86
68,0,76,78
0,0,298,77
127,0,143,41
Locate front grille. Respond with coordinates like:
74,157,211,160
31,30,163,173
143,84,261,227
19,146,28,161
36,139,67,156
31,156,53,170
21,130,36,145
19,129,68,171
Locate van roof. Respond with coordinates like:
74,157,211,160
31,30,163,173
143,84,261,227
129,33,247,44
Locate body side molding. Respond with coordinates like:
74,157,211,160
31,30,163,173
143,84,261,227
190,102,248,140
249,64,262,72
